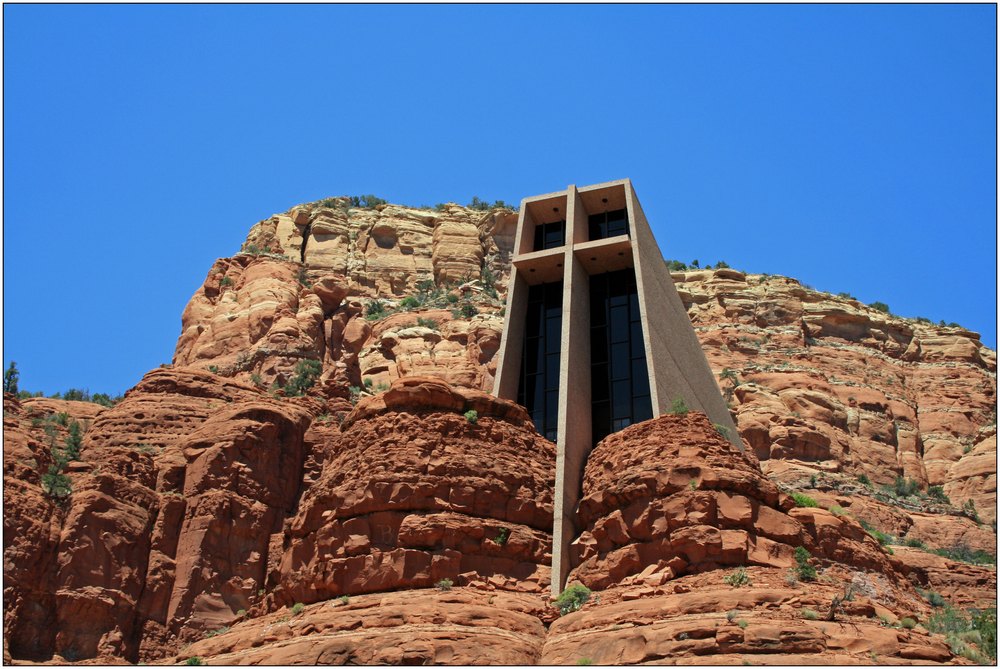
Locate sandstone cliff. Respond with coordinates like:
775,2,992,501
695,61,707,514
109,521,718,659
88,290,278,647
3,198,995,665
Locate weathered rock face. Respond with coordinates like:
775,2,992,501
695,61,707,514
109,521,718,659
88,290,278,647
272,377,555,609
4,197,995,665
570,412,897,590
3,369,315,662
242,201,517,292
167,590,550,666
540,568,956,665
676,269,996,532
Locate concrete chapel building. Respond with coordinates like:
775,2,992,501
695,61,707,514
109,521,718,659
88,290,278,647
492,178,742,593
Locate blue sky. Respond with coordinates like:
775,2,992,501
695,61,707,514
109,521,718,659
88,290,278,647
4,4,996,396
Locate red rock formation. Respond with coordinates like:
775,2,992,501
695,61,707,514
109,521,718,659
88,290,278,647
570,412,897,590
4,198,995,665
273,377,555,609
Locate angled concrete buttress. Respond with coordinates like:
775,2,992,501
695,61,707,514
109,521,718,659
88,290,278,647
492,178,742,595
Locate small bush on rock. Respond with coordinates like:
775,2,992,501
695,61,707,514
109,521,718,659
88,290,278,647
464,409,478,424
435,578,454,591
291,602,304,615
670,397,689,416
794,547,817,582
723,567,751,588
555,584,591,615
791,492,818,508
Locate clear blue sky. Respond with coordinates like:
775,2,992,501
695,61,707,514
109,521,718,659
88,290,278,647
4,4,996,396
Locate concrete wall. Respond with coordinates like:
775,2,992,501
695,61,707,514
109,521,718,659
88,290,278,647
626,181,742,448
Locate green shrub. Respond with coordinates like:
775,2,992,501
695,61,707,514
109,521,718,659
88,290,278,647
869,301,891,314
365,299,387,320
922,590,947,608
185,657,203,666
868,527,893,546
375,381,390,393
793,547,817,582
726,610,739,622
220,276,234,287
829,505,846,517
363,377,373,388
555,584,591,615
291,602,304,615
338,595,350,605
666,259,689,271
669,397,689,416
926,606,996,662
349,194,387,208
575,659,593,666
283,359,322,397
802,609,819,620
416,317,439,330
723,567,751,588
494,527,510,545
892,476,920,498
713,423,730,439
204,626,230,638
962,499,981,524
64,421,82,461
737,619,748,629
791,492,818,508
900,617,916,629
399,296,420,310
932,542,996,566
4,361,19,394
927,485,951,504
41,466,72,499
464,409,478,424
857,473,872,487
446,293,459,304
236,609,246,618
460,303,479,318
904,537,926,549
435,578,453,591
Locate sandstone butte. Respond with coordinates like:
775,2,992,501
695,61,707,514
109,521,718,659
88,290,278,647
3,197,996,665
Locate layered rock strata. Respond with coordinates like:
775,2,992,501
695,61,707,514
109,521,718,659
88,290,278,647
272,377,555,609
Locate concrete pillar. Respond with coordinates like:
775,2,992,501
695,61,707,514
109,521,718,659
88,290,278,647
552,186,592,594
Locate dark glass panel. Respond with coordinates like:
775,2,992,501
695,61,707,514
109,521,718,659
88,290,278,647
525,336,543,371
633,396,653,423
545,390,559,425
630,320,644,347
589,267,653,444
611,342,630,380
545,353,560,389
591,363,609,401
533,225,544,252
609,306,629,343
592,401,610,443
590,329,608,363
612,380,631,418
519,280,563,441
545,220,565,248
545,318,561,352
588,209,630,241
632,360,651,396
